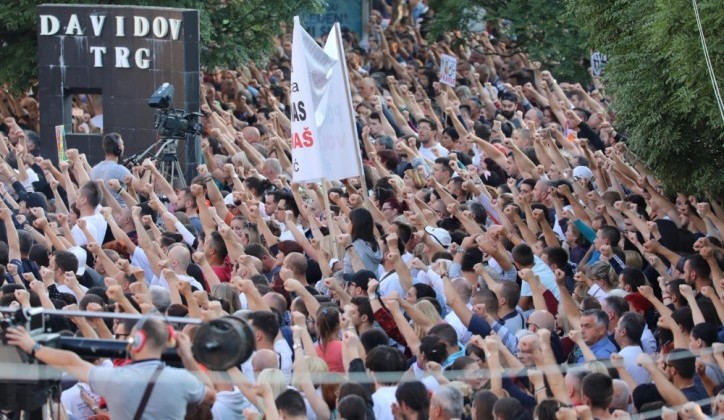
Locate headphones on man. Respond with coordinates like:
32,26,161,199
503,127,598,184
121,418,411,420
127,320,176,354
103,132,123,157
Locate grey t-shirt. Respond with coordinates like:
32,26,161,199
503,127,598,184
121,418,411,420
90,160,132,185
90,160,132,204
88,360,205,420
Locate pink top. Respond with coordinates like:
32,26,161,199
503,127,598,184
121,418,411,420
315,340,345,373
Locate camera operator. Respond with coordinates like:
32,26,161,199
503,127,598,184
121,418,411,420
5,317,216,419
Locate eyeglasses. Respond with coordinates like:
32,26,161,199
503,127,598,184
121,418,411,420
114,332,130,339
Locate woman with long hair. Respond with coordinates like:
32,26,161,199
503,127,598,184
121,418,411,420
315,305,345,373
343,208,383,274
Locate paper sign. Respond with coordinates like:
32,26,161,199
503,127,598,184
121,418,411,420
55,125,66,162
591,51,608,77
439,54,458,87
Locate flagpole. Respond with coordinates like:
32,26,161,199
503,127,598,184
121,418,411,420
333,22,370,203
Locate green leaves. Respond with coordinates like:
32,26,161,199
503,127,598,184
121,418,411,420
570,0,724,197
428,0,590,81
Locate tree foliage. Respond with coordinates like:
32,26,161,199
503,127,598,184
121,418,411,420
567,0,724,198
426,0,589,81
0,0,324,92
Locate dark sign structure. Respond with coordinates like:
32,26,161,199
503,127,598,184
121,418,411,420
37,4,200,175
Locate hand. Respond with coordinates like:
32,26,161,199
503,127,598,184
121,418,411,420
283,278,304,293
610,353,624,369
367,279,379,295
337,234,352,248
29,280,47,296
39,266,55,286
636,353,655,369
637,285,655,300
553,269,566,286
192,252,206,265
176,279,191,295
14,289,30,307
175,331,192,359
382,297,399,312
527,369,544,387
64,271,81,290
291,311,307,328
679,284,695,300
4,326,36,354
568,330,583,343
106,285,124,301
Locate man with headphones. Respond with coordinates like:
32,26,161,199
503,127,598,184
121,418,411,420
6,317,216,419
90,132,132,195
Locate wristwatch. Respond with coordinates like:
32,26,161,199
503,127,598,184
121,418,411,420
30,343,42,358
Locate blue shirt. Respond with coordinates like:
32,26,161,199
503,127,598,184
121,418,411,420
442,345,465,369
577,336,617,363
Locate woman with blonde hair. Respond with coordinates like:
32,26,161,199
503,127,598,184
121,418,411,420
291,356,329,390
255,368,287,407
403,298,444,339
577,261,617,303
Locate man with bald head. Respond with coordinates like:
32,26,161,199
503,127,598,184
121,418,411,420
358,77,378,101
252,349,280,378
564,367,590,406
242,126,261,144
515,333,541,368
261,158,283,182
526,310,568,363
283,252,319,295
159,244,204,291
526,310,555,333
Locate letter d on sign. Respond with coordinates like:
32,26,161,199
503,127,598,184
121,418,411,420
40,15,60,36
133,16,150,37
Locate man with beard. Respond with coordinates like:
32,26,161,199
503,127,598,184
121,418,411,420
497,92,523,128
89,132,132,200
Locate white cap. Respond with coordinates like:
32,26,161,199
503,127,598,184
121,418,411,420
68,246,87,276
573,166,594,181
424,226,452,248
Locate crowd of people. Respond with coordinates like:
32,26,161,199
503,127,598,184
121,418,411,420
1,1,724,419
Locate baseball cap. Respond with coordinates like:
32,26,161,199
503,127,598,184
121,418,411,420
68,246,87,276
572,166,594,181
424,226,452,248
342,269,378,290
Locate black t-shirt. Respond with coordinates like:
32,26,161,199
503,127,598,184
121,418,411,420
682,383,710,414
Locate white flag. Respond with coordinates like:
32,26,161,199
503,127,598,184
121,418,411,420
291,17,362,183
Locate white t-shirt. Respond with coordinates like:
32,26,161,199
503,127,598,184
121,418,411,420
275,338,293,384
419,144,449,162
445,308,472,345
520,256,561,301
61,360,112,419
151,272,204,292
618,345,651,385
57,283,89,302
372,386,398,420
71,211,108,246
378,271,406,298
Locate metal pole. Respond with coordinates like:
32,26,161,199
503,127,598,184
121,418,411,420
0,307,202,325
333,22,370,202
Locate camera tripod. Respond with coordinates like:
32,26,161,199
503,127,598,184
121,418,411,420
125,135,188,188
155,137,186,189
